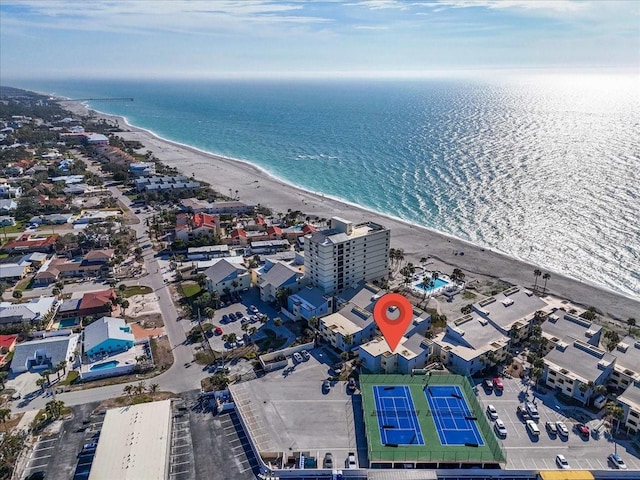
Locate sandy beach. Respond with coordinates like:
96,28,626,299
73,104,639,321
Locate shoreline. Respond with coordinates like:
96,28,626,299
68,101,639,320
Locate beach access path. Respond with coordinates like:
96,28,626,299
75,104,639,321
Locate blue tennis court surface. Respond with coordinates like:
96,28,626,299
373,385,424,446
425,385,484,446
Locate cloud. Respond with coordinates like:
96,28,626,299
354,25,390,30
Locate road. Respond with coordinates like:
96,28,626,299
13,160,209,412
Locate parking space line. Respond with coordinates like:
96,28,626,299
172,461,191,467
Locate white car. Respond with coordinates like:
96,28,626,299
293,352,303,363
556,454,570,469
526,419,540,436
486,404,498,420
249,305,259,313
525,401,540,419
556,421,569,437
494,418,507,438
608,453,627,469
347,452,357,469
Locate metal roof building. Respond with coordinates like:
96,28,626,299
89,400,172,480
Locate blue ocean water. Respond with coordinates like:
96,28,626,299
12,75,640,298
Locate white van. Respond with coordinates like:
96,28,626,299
526,419,540,436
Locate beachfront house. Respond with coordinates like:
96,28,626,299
83,316,135,358
203,259,250,296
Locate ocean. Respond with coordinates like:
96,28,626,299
10,74,640,299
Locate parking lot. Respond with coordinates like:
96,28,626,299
230,345,364,470
475,377,640,470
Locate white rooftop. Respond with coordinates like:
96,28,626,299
89,400,172,480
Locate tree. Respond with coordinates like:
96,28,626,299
123,385,133,398
273,317,283,327
542,272,551,295
605,401,624,435
604,330,621,351
308,316,319,330
41,370,52,385
451,268,465,284
35,378,46,392
134,381,147,396
120,299,130,315
533,269,542,293
0,372,7,390
149,383,159,394
45,400,65,419
628,317,636,334
0,408,10,431
118,283,127,294
12,290,22,301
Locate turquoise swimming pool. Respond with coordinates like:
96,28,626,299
90,360,119,371
58,318,78,329
414,278,449,292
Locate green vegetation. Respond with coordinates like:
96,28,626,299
59,371,79,386
123,285,153,298
194,350,215,365
255,328,287,351
180,282,201,298
462,291,477,300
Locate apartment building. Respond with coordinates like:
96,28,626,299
541,309,603,354
618,382,640,434
304,217,389,295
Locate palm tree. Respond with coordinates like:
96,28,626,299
308,316,319,330
120,299,130,315
542,272,551,295
41,370,52,386
134,381,147,396
533,269,542,293
605,401,624,436
123,385,133,398
36,378,46,392
149,383,159,394
45,400,65,419
12,290,22,301
0,371,7,390
628,317,636,334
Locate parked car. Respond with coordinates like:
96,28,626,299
300,349,311,361
608,453,627,469
221,314,229,323
322,380,331,393
494,418,507,438
525,402,540,420
493,377,503,391
516,405,531,421
483,378,494,390
556,454,570,469
545,421,558,435
575,423,590,438
486,404,498,420
323,452,334,469
293,352,303,363
235,311,244,318
526,420,540,436
347,452,357,469
556,421,569,437
229,313,237,321
348,377,357,392
249,305,259,313
332,363,343,374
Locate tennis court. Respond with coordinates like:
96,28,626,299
373,385,424,446
425,384,484,446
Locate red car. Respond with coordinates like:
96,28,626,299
493,377,504,390
575,423,590,437
214,327,223,335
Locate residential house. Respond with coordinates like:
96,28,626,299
0,334,18,366
83,316,135,358
186,245,230,260
0,199,18,212
359,311,431,375
285,286,333,321
203,259,250,296
249,239,291,255
0,215,16,226
85,133,109,145
129,162,156,178
0,262,30,282
0,182,22,198
0,297,59,327
134,176,200,193
543,337,616,405
10,333,79,373
1,234,58,254
175,213,219,242
304,217,389,294
256,261,306,304
228,228,248,246
34,250,114,285
56,289,117,322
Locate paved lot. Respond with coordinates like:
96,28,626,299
475,377,640,471
230,346,364,470
180,390,258,480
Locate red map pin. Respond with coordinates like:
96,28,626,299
373,293,414,352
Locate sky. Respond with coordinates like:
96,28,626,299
1,0,639,80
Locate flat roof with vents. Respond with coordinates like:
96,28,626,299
89,400,172,480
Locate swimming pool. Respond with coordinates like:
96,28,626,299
90,360,119,371
414,278,449,292
58,318,78,328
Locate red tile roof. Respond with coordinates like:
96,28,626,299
301,224,317,234
1,234,58,252
267,226,282,236
255,216,266,225
0,334,18,351
192,213,217,229
230,228,246,238
79,289,116,310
